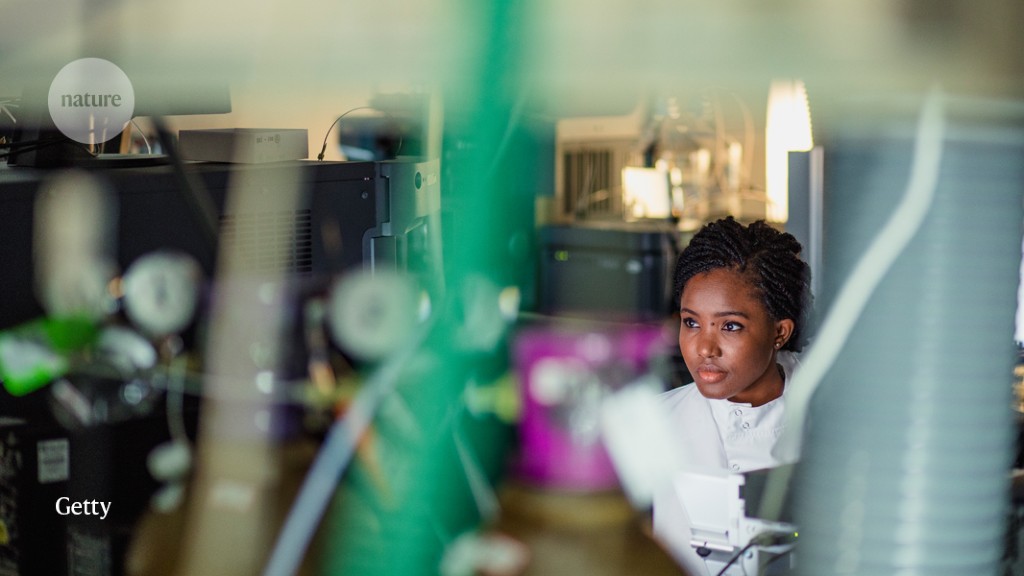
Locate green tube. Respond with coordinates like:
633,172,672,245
0,316,98,396
314,1,537,575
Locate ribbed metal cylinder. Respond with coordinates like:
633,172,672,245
794,96,1024,575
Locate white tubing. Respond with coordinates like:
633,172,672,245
759,86,947,521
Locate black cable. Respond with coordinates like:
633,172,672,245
317,106,373,161
316,106,405,161
0,143,53,160
714,532,797,576
0,138,95,161
150,117,219,256
714,539,759,576
1,136,66,149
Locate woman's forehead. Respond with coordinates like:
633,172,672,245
681,268,764,311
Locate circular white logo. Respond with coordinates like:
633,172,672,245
48,58,135,145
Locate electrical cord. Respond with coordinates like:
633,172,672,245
712,532,797,576
0,143,50,160
1,136,65,149
315,106,403,159
0,137,94,161
130,119,153,155
712,539,758,576
317,106,372,160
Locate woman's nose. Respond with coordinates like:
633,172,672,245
696,330,720,358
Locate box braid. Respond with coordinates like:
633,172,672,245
672,216,812,352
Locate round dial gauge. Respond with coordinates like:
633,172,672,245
327,269,419,362
122,252,203,338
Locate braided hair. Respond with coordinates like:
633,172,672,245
672,216,812,352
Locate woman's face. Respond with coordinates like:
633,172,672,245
678,267,793,406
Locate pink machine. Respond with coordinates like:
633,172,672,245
512,323,670,491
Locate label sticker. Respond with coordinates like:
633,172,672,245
38,438,70,484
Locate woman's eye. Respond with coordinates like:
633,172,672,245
682,317,699,329
723,321,743,332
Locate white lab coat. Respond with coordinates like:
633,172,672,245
652,352,800,575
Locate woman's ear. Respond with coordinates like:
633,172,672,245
774,318,795,349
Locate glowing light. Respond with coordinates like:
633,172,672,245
765,79,814,223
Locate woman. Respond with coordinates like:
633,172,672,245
653,216,812,574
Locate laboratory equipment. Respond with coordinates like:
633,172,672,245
511,323,671,491
538,221,680,322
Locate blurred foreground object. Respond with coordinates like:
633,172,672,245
511,323,671,492
791,92,1024,574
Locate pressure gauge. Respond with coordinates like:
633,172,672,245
122,252,203,338
327,269,419,361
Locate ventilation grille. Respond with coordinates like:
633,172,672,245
558,143,643,221
219,209,313,275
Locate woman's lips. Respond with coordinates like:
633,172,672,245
697,365,726,384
